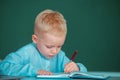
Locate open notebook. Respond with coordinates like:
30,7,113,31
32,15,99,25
37,71,110,79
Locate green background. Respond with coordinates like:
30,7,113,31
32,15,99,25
0,0,120,72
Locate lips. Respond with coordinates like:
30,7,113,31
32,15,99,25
49,55,55,58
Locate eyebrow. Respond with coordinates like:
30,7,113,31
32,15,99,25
45,44,63,47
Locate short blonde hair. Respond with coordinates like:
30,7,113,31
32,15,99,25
34,9,67,36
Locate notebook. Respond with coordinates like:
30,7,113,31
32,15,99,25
37,71,110,79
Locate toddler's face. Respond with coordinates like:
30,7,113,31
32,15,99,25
36,33,66,59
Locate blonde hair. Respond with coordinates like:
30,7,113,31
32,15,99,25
34,9,67,36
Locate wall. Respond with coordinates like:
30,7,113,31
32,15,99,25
0,0,120,71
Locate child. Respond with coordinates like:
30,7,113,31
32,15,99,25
0,9,87,76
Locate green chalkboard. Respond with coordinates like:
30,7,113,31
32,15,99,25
0,0,120,72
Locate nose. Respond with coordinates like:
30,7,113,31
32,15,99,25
51,48,58,55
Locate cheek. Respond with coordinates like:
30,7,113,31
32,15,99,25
36,44,43,53
37,44,49,55
58,48,61,53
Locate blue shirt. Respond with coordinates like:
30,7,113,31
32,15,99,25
0,42,87,76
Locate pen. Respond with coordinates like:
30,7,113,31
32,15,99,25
64,50,78,73
70,50,78,61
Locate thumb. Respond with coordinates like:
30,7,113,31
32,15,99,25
65,60,73,66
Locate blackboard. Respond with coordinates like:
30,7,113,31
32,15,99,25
0,0,120,71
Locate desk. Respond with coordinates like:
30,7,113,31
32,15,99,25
0,72,120,80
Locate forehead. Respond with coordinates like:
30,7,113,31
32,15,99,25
40,33,66,45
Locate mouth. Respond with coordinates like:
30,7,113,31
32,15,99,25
48,55,55,58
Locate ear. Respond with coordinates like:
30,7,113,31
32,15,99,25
32,34,38,44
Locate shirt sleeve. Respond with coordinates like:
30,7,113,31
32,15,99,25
0,52,39,76
77,63,87,72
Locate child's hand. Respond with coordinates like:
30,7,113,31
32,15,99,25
64,61,79,73
37,70,52,75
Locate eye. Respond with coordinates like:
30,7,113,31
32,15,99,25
58,46,61,48
46,46,53,49
58,46,62,48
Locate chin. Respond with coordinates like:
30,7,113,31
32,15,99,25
45,56,53,59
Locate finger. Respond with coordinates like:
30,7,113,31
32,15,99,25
43,71,52,75
64,61,75,73
65,64,75,73
64,62,71,70
37,70,52,75
46,71,52,75
38,70,44,75
71,62,80,71
64,62,79,73
64,63,73,73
